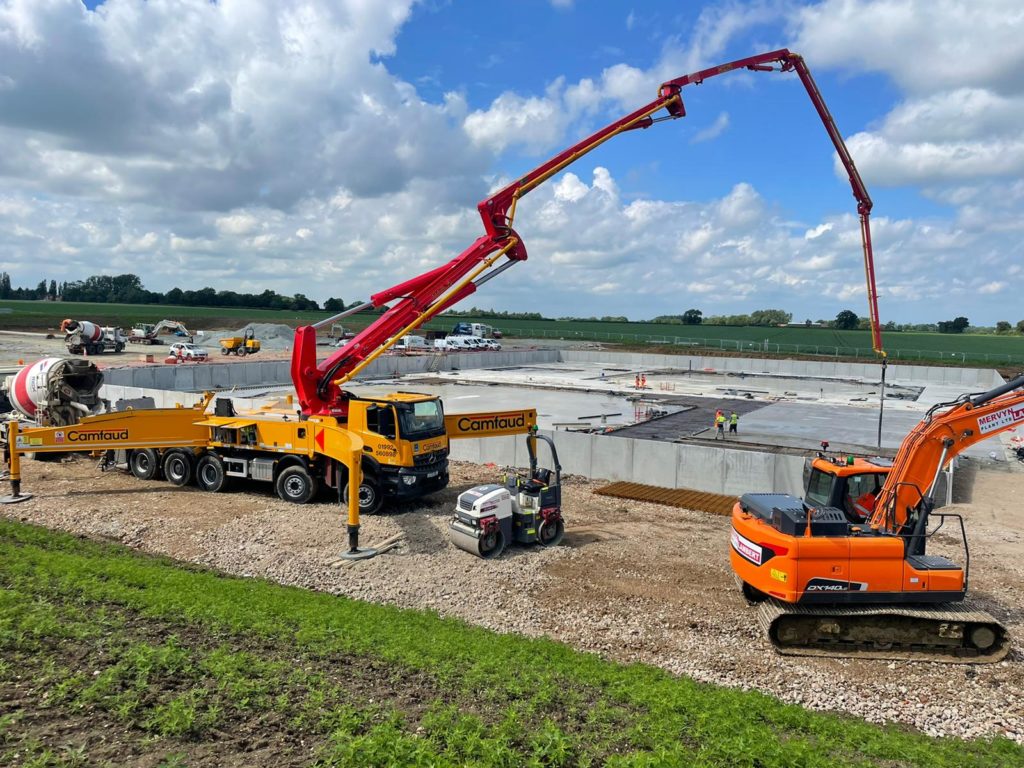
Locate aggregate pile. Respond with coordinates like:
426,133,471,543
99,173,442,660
227,323,296,350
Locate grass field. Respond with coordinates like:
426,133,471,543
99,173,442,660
3,298,1024,366
456,318,1024,365
2,519,1022,767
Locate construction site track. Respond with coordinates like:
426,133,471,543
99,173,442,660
594,482,737,516
758,599,1010,664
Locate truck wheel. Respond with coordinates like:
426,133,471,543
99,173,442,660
276,465,317,504
238,346,247,357
196,454,228,492
128,449,160,481
163,450,195,487
220,347,229,355
343,476,383,515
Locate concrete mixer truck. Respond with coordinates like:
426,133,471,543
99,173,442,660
60,319,127,355
2,357,105,426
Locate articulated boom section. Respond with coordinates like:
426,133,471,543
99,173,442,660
872,373,1024,533
292,48,884,416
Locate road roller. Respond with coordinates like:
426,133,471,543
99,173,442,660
449,432,565,558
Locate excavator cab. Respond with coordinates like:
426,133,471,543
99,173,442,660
804,458,889,523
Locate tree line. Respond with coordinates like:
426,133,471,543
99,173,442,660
0,272,352,313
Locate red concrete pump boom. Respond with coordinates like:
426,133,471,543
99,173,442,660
291,49,885,416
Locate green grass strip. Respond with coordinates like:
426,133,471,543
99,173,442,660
1,519,1022,767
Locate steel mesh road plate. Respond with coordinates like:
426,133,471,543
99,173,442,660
594,482,736,516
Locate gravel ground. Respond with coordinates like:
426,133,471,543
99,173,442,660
3,456,1023,743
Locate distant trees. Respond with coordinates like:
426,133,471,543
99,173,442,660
937,316,969,334
748,309,792,326
0,271,59,300
833,309,859,330
703,309,792,327
652,309,703,325
0,272,326,312
996,320,1012,333
443,306,545,320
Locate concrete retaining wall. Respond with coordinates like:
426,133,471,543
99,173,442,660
561,350,1003,387
448,429,806,497
102,348,560,390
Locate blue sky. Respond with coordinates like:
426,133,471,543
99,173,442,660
2,1,1022,325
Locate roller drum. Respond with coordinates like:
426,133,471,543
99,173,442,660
449,518,506,559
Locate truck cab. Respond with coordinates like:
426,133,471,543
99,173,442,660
344,393,450,511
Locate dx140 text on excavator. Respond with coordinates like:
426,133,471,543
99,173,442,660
731,373,1024,662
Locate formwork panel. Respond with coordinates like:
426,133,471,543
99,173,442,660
172,366,196,391
676,445,725,494
484,434,518,468
192,365,214,390
543,429,593,477
773,454,807,497
448,437,482,463
631,438,678,487
721,450,776,496
591,435,634,482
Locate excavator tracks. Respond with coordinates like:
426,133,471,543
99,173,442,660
758,600,1009,663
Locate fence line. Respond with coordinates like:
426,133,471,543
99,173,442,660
417,321,1024,366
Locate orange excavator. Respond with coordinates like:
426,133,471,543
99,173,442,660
731,372,1024,661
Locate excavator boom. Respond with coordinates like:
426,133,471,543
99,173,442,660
872,372,1024,533
292,49,884,416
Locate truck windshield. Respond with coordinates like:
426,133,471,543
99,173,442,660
397,400,445,438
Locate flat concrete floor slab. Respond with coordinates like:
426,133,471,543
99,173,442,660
241,358,1018,461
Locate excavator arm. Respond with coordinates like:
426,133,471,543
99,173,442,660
871,372,1024,533
151,320,193,340
292,49,884,416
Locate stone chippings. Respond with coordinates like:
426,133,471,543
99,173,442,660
4,456,1023,743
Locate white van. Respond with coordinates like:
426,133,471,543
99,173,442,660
392,335,430,353
448,336,479,352
434,337,460,351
